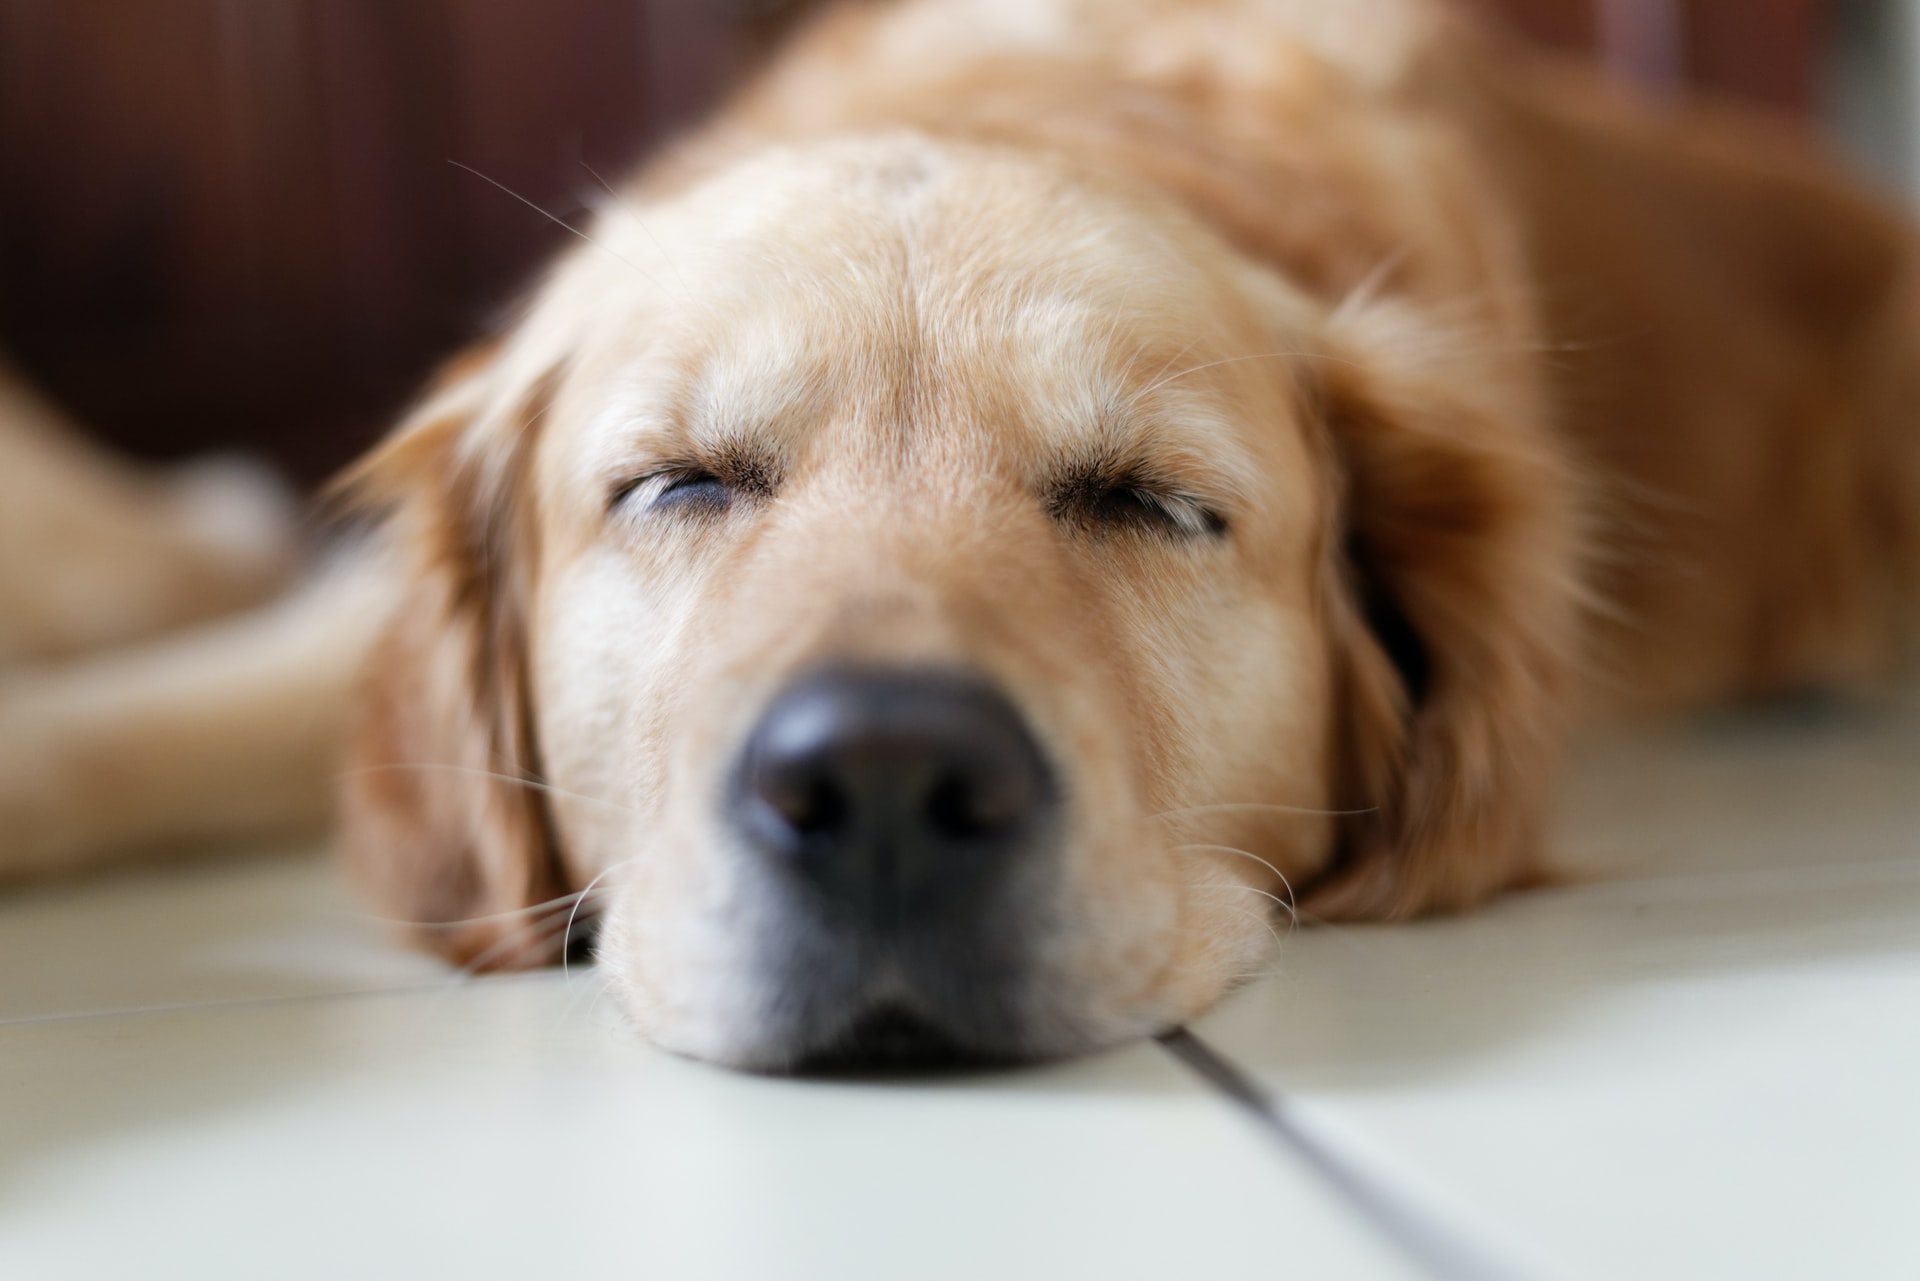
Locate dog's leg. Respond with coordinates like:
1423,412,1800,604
0,559,389,877
0,360,301,663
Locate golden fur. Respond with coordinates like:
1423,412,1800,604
336,0,1920,1066
0,358,349,873
4,0,1915,1068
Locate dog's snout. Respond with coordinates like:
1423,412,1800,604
731,667,1056,927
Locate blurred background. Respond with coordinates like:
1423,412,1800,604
0,0,1912,488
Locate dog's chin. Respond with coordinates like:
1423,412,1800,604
597,840,1196,1074
626,963,1141,1075
739,1018,1103,1078
641,975,1194,1075
784,1003,1023,1076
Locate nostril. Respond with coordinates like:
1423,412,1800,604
763,770,849,837
925,771,982,839
924,767,1028,839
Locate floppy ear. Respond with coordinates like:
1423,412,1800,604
1303,301,1588,919
336,345,571,970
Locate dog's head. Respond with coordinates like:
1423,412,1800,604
342,136,1579,1070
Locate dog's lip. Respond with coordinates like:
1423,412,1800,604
784,1000,1018,1077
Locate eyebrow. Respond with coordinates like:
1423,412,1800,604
702,436,780,495
1044,438,1214,491
683,342,831,451
1072,393,1263,499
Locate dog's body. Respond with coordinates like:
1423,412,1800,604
719,0,1920,716
4,0,1916,1068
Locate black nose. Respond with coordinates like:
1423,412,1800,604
730,667,1057,930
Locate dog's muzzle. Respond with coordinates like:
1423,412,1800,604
725,665,1061,1069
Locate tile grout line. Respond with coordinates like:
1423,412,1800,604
1157,1027,1537,1281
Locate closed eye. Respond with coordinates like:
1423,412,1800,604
610,467,733,516
1045,465,1227,541
609,450,777,519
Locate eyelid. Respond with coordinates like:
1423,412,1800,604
607,442,779,515
1046,467,1229,540
608,465,718,512
1138,489,1228,538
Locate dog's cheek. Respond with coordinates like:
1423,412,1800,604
592,831,765,1062
1032,585,1328,1041
1143,576,1339,872
1191,595,1330,805
531,551,694,877
1146,585,1339,1020
532,560,818,1066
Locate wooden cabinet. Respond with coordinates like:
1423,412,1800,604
0,0,1836,483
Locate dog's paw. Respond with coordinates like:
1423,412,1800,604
160,454,303,600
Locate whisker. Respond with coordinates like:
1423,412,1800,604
1183,856,1384,957
351,886,599,932
1152,801,1376,821
1133,351,1298,402
1139,335,1204,395
397,905,610,1024
448,160,661,285
1328,248,1410,327
1128,348,1362,408
454,900,587,977
580,159,692,298
338,761,640,817
1199,897,1292,968
578,158,620,201
1176,843,1298,920
1192,881,1298,928
1174,841,1287,886
562,858,639,983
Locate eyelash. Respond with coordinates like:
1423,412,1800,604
609,466,735,516
1047,473,1228,541
612,462,1224,539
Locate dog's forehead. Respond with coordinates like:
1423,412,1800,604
639,135,1204,289
544,137,1298,484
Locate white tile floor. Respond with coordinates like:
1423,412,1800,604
2,693,1916,1281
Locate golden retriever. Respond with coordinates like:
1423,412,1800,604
6,0,1918,1070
